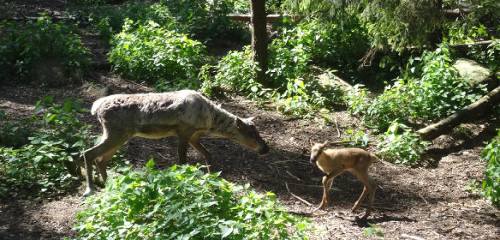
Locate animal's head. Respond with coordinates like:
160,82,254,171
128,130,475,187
309,140,328,165
233,117,269,155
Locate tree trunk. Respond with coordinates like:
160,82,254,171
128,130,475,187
250,0,268,85
429,0,444,48
418,86,500,140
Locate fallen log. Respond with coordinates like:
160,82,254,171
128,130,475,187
417,85,500,140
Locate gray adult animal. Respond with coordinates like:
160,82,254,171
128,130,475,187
82,90,269,196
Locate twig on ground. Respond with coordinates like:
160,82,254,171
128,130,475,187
401,234,425,240
285,182,313,206
286,182,324,188
285,170,303,182
360,204,397,211
286,210,314,217
418,193,429,205
270,159,309,166
156,152,170,161
334,116,341,138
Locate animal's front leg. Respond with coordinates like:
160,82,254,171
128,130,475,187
177,139,189,165
189,137,212,173
316,175,334,211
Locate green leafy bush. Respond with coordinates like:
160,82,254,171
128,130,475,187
108,20,206,90
363,81,411,131
361,45,486,131
0,16,90,84
0,114,33,148
203,18,368,117
345,84,370,116
76,1,246,44
407,46,486,121
376,122,429,165
201,47,265,99
481,130,500,207
0,97,93,197
267,31,312,89
342,128,370,148
78,2,176,41
75,162,309,239
159,0,244,43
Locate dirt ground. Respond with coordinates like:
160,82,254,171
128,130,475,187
1,78,499,239
1,1,499,239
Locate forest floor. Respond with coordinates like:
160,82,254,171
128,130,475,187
0,1,499,239
1,78,499,240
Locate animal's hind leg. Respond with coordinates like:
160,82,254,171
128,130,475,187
362,176,377,219
351,170,375,217
95,145,123,186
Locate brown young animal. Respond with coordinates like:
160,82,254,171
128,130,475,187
310,141,377,219
81,90,269,196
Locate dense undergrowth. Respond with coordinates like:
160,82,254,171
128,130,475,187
348,45,487,132
71,0,247,44
75,162,309,240
0,97,93,198
108,19,206,90
0,0,498,207
0,16,90,85
481,130,500,207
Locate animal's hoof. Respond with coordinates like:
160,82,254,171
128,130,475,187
314,204,327,212
351,206,360,212
82,188,95,198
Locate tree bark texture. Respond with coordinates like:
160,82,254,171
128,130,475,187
418,86,500,140
250,0,268,85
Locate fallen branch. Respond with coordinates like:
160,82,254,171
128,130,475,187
227,13,300,23
285,182,313,206
418,85,500,140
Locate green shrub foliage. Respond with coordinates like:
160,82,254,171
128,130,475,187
0,112,33,148
0,97,93,197
360,45,486,131
77,1,246,43
376,122,429,166
201,47,264,99
0,16,90,84
83,2,176,41
481,130,500,207
108,20,206,90
203,18,366,116
75,163,309,240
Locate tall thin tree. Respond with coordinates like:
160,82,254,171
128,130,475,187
250,0,268,84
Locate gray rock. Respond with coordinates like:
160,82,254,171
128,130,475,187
453,58,491,86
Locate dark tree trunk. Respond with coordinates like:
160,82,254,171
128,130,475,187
429,0,444,48
418,86,500,140
250,0,268,85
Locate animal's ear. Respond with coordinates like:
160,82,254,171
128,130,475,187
245,116,255,122
236,118,244,128
322,140,328,146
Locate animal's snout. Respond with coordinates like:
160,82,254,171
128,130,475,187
310,156,317,165
258,144,270,155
